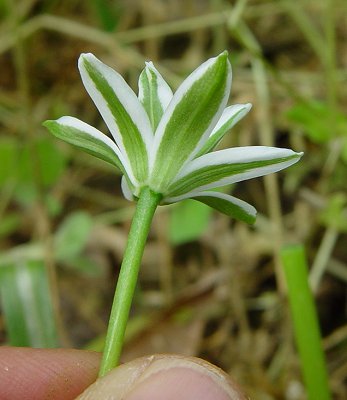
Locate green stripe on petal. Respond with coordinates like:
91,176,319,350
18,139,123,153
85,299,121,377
149,51,232,193
79,53,152,183
165,190,256,224
138,62,173,131
167,146,303,197
196,103,252,157
43,117,136,181
193,191,256,224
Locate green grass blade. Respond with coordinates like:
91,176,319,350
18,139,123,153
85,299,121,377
281,244,331,400
54,211,93,262
88,0,121,32
0,260,59,348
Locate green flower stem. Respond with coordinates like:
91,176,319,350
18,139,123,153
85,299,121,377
99,186,162,377
281,244,331,400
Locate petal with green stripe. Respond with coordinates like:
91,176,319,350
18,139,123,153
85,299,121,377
138,62,173,131
168,146,303,197
193,191,256,224
196,103,252,156
43,117,136,185
149,52,232,192
78,53,152,183
165,190,256,224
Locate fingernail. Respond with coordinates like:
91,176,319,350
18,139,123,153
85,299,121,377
127,356,244,400
77,355,247,400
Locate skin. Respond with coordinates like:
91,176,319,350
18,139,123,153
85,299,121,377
0,347,100,400
0,348,248,400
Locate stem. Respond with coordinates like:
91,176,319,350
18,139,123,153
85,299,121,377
99,186,161,377
281,244,331,400
309,227,338,293
243,22,285,292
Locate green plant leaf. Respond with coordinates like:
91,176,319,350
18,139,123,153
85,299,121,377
13,182,37,206
319,193,347,232
64,255,102,276
287,101,347,143
167,146,303,197
88,0,121,32
54,211,93,261
36,136,68,186
138,62,173,131
196,103,252,156
0,260,59,347
341,137,347,164
11,136,67,205
168,200,211,245
45,193,63,217
15,137,67,188
0,213,20,238
0,137,17,186
281,245,331,400
149,52,232,192
79,53,153,184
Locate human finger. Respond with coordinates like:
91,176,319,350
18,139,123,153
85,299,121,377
77,354,248,400
0,346,100,400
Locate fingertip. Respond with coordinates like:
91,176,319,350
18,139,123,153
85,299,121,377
77,354,248,400
0,347,101,400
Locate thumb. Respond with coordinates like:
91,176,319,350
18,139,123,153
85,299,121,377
77,354,248,400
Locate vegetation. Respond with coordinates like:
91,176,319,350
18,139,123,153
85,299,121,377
0,1,346,398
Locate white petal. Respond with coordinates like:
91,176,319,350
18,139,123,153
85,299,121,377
56,116,117,153
139,61,173,111
78,53,153,167
56,116,136,184
165,190,257,224
181,146,302,177
195,103,253,157
168,146,303,195
121,176,135,201
195,190,257,217
210,103,252,136
149,53,232,170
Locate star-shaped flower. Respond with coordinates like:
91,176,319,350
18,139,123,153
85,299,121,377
44,51,302,224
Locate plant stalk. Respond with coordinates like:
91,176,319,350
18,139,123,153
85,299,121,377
99,186,161,377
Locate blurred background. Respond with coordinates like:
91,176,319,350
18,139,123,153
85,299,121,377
0,0,346,398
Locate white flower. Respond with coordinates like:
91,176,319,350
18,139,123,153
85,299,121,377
44,52,302,224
